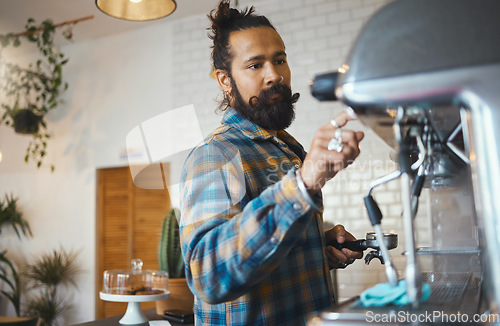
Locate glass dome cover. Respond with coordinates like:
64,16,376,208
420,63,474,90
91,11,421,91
102,258,168,295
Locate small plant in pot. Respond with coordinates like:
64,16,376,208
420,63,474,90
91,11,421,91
23,248,81,326
156,208,194,317
10,106,44,135
0,17,74,170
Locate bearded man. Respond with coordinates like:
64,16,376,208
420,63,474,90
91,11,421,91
179,1,365,324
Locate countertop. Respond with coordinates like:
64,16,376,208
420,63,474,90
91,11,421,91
71,308,193,326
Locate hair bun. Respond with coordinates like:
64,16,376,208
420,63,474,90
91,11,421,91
209,1,256,39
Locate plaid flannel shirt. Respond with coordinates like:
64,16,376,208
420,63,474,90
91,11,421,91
180,108,334,325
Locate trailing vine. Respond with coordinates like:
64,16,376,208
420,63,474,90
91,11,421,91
0,18,74,171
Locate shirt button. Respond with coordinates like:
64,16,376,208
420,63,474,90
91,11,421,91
294,164,300,169
293,203,302,210
270,236,279,245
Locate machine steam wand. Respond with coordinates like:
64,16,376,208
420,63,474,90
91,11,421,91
364,172,400,287
362,121,427,288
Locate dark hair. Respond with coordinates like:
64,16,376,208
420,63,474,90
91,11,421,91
208,0,276,74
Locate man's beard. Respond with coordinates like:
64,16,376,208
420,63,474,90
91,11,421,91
231,80,300,131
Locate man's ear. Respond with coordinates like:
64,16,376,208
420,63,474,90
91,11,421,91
216,69,232,95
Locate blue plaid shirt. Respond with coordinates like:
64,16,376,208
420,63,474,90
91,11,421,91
180,108,334,325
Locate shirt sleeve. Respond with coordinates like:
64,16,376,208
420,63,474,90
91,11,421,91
179,140,320,304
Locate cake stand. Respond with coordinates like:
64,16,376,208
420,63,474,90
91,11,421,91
100,290,170,325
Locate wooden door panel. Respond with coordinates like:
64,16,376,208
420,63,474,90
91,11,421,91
96,165,171,319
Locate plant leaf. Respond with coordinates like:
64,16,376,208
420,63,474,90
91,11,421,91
13,37,21,47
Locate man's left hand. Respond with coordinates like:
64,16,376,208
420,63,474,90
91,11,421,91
325,225,363,269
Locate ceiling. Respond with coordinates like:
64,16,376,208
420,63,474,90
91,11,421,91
0,0,221,43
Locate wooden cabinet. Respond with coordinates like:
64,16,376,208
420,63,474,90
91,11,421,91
96,165,171,319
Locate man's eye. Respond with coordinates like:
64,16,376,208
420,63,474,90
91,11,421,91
276,59,286,65
249,63,262,69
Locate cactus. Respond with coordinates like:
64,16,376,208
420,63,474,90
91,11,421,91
158,208,185,278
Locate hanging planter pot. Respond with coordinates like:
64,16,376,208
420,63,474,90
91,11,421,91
0,16,92,169
11,109,43,135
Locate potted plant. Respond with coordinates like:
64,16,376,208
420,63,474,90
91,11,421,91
0,194,31,318
156,208,194,316
0,193,81,326
0,194,32,239
23,248,81,326
0,250,24,318
0,252,39,326
0,18,73,170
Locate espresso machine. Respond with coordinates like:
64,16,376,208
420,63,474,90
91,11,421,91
309,0,500,324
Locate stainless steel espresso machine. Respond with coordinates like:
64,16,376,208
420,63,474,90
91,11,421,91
309,0,500,324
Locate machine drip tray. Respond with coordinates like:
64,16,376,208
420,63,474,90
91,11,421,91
422,272,471,310
309,272,482,325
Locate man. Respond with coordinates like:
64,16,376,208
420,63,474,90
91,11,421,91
179,1,365,324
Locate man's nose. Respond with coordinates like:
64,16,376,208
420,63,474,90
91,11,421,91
264,64,281,86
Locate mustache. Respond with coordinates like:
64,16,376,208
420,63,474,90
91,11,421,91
248,84,300,107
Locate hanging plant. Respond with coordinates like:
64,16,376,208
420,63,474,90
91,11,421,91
0,17,86,171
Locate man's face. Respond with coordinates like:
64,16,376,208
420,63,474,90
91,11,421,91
222,26,297,131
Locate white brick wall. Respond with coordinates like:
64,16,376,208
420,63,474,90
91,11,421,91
170,0,433,303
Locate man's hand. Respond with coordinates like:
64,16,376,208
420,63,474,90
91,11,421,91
300,110,364,191
325,225,363,269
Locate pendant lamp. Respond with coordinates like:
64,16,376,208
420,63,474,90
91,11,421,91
96,0,176,21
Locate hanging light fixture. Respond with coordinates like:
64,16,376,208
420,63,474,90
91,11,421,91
96,0,176,21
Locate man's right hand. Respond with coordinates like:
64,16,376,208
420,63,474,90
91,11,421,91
300,110,364,192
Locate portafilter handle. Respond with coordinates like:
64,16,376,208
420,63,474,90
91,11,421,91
327,233,398,252
327,239,367,252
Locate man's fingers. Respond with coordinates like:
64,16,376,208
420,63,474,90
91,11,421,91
327,246,361,264
333,225,346,243
355,131,365,142
331,110,357,128
342,248,363,260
